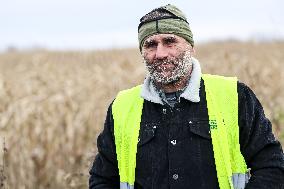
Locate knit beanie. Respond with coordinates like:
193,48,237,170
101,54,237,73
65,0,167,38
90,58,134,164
138,4,194,51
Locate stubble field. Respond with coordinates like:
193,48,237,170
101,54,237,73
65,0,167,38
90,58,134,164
0,41,283,188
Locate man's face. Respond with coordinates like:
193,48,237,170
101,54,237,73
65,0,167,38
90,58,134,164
142,34,194,85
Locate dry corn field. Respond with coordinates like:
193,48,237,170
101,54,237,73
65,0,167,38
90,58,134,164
0,41,283,188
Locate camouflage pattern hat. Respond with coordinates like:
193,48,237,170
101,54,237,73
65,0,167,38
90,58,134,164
138,4,194,51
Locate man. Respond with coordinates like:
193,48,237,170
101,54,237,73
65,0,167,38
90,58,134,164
89,4,284,189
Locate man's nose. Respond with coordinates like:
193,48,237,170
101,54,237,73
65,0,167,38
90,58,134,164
155,44,168,59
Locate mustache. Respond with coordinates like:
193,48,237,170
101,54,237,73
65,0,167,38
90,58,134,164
151,58,177,67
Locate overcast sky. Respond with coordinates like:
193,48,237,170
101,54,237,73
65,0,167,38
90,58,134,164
0,0,283,51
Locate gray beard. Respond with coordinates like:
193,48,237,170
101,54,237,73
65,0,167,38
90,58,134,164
144,50,193,85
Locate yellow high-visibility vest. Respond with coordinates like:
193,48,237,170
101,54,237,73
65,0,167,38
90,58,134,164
112,74,248,189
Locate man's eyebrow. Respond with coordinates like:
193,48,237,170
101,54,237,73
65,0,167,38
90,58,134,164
164,36,177,41
144,39,156,44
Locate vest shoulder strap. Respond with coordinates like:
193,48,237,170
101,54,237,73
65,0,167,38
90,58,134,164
112,85,144,187
202,74,247,189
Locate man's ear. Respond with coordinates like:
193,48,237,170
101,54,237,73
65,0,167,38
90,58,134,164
191,47,196,56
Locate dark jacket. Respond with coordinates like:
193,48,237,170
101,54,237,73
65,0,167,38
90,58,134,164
89,80,284,189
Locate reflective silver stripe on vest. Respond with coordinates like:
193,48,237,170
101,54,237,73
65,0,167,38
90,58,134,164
232,173,250,189
120,182,134,189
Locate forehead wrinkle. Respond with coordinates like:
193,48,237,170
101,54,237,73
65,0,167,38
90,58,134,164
145,33,178,41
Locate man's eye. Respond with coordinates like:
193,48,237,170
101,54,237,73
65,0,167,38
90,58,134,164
164,37,176,45
144,41,157,49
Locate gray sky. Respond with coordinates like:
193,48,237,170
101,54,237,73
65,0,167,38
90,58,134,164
0,0,283,51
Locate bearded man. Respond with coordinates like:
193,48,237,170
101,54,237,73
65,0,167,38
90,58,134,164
89,4,284,189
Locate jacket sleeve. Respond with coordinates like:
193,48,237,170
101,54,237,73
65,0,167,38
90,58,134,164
89,103,120,189
238,82,284,188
